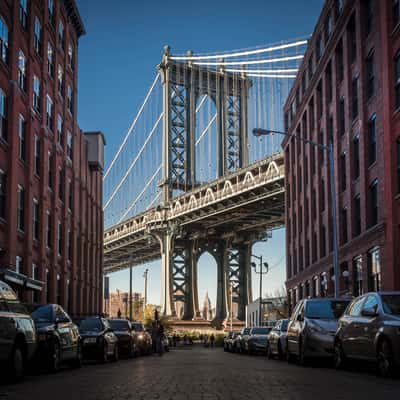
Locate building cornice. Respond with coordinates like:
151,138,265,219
62,0,86,38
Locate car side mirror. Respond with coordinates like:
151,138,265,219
361,307,378,317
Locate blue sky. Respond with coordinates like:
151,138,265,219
76,0,324,306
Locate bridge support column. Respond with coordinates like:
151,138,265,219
212,240,228,327
181,242,194,320
160,233,176,317
237,242,252,321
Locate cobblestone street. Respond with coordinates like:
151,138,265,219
2,346,400,400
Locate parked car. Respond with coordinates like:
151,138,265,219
334,291,400,377
286,298,350,365
108,319,138,358
233,327,251,353
267,319,288,359
131,322,152,354
163,335,170,352
0,280,36,380
30,304,81,371
224,332,238,352
246,326,272,354
78,316,118,362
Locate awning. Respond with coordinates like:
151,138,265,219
0,268,44,291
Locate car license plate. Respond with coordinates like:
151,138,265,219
84,337,97,344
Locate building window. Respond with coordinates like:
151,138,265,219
352,256,363,296
48,0,55,25
353,135,360,180
0,89,6,141
68,180,73,210
58,65,64,97
18,50,27,91
34,17,42,54
18,114,26,162
327,116,333,144
394,0,400,28
46,211,51,247
47,42,54,78
340,152,346,192
317,81,323,119
324,13,332,41
309,98,314,132
68,43,74,70
348,14,357,63
301,74,307,96
336,40,344,83
336,0,343,17
33,198,39,241
325,62,332,103
320,178,325,211
368,247,381,291
68,230,72,260
339,98,345,135
316,34,322,62
397,138,400,193
366,50,374,99
57,115,63,145
17,185,24,232
308,54,313,81
58,21,64,51
34,135,40,176
395,52,400,110
365,0,373,36
67,85,73,114
368,114,376,166
33,75,41,112
0,16,9,64
58,222,62,256
58,168,64,200
19,0,28,29
46,95,53,131
354,194,361,236
320,225,326,258
48,152,53,189
0,170,6,219
351,77,358,120
67,131,73,160
16,256,23,274
368,179,378,227
341,207,348,244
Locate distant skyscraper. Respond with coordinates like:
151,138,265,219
202,291,213,320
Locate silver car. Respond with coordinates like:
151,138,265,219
286,298,350,365
267,319,288,359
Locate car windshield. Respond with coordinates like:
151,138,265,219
109,320,130,331
79,319,103,332
31,305,53,322
131,323,144,332
281,320,288,331
305,300,349,319
251,327,270,335
381,295,400,315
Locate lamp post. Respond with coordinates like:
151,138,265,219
251,254,269,326
143,268,149,319
253,128,340,299
230,281,233,332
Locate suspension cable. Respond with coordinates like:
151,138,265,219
103,73,160,180
193,54,303,66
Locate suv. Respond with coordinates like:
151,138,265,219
334,292,400,377
286,298,350,365
0,280,36,380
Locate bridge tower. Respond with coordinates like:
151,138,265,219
157,46,253,325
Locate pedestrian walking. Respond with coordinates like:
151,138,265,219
210,334,215,348
117,308,122,319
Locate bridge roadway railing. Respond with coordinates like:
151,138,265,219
103,151,284,248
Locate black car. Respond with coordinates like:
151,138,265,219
0,280,36,381
108,319,138,357
131,322,152,354
79,317,119,362
30,304,81,372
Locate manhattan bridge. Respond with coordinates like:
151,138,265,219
103,39,307,326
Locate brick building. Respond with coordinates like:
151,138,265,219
0,0,105,315
106,290,143,320
283,0,400,309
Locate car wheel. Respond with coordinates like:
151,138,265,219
129,342,135,358
10,343,24,381
101,343,108,363
277,342,283,360
333,341,346,370
71,343,82,369
49,341,61,372
298,338,308,367
377,338,395,378
111,345,119,362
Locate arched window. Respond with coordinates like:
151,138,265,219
0,16,9,63
0,89,6,140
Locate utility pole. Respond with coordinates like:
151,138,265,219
129,266,133,321
143,268,149,318
251,255,269,326
230,281,233,332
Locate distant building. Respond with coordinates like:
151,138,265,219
283,0,400,310
246,297,288,327
108,289,143,319
202,291,214,320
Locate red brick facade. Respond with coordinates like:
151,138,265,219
0,0,104,316
283,0,400,309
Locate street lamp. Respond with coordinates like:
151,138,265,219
253,128,340,299
251,254,269,326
